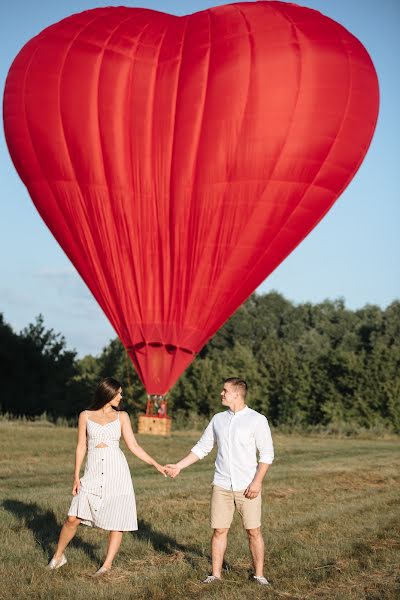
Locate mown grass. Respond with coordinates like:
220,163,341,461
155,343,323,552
0,423,399,600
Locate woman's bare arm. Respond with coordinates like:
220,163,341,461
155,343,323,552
72,411,87,495
120,412,166,476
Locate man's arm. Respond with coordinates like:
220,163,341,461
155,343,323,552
165,452,199,478
244,416,274,498
244,462,270,498
166,416,216,478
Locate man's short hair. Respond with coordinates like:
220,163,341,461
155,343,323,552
224,377,248,399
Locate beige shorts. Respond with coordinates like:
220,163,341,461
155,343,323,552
210,485,262,530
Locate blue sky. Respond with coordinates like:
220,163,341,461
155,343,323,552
1,0,399,357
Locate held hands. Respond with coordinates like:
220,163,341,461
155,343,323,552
154,463,168,477
244,480,261,499
164,464,181,478
152,463,182,478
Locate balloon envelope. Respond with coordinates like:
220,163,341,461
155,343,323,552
3,1,379,394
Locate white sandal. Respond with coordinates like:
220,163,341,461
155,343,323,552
47,554,67,570
91,566,111,577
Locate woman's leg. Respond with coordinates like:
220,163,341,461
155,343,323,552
53,516,81,559
102,531,123,569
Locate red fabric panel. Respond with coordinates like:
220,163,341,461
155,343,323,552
3,2,379,394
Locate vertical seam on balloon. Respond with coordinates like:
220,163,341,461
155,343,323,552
249,22,354,263
206,5,253,291
196,5,305,348
20,14,117,338
57,12,116,188
20,42,50,186
147,24,172,331
19,40,82,299
183,10,212,320
200,5,304,335
166,15,190,329
124,21,152,336
163,15,190,385
209,12,356,339
57,11,143,339
94,14,146,339
253,6,303,206
17,9,143,330
319,35,378,204
263,10,355,225
55,11,122,324
257,33,372,279
17,11,110,187
96,13,144,186
186,12,211,300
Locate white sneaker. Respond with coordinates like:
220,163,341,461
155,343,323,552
253,575,270,585
202,575,221,583
47,554,67,570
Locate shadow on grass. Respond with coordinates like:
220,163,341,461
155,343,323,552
2,499,99,562
3,501,232,572
135,519,208,569
134,519,232,572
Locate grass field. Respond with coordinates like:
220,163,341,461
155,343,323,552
0,423,399,600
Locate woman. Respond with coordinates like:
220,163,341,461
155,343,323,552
47,377,166,576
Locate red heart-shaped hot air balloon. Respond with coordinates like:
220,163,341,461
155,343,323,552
3,2,379,394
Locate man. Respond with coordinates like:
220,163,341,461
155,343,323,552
165,377,274,585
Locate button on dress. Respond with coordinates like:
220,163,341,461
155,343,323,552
68,411,138,531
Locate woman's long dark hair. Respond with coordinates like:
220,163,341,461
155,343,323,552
88,377,122,411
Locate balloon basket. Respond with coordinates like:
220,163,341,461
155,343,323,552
137,415,171,436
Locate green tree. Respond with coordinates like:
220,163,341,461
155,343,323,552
1,315,77,417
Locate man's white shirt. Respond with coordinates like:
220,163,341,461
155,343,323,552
191,406,274,491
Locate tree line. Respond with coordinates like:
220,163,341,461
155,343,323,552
1,292,399,432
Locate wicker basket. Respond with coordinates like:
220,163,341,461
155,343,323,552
137,415,171,436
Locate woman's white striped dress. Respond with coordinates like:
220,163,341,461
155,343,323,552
68,411,138,531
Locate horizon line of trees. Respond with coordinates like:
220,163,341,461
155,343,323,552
1,292,399,432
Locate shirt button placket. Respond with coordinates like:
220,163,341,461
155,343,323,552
101,457,104,499
228,414,234,490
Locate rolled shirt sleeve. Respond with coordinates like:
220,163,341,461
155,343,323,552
191,417,215,459
255,416,274,464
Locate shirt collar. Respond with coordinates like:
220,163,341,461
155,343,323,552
227,405,249,416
